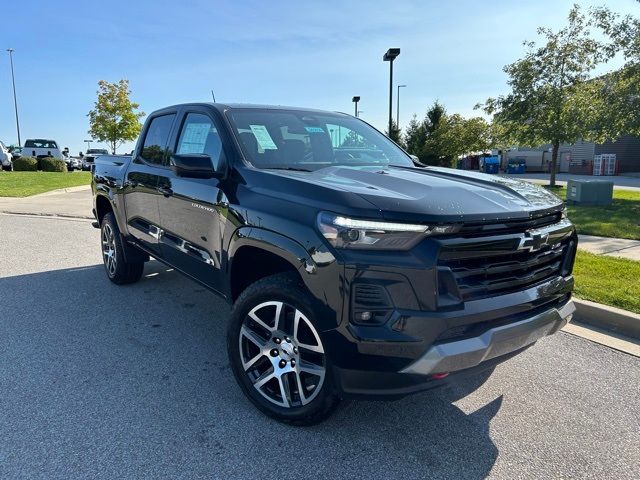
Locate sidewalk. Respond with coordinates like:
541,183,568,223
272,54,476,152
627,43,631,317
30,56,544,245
578,234,640,261
0,185,93,219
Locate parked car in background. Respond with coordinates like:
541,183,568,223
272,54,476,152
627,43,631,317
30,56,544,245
23,139,64,161
1,141,13,171
60,149,80,171
65,155,82,171
82,148,109,171
8,145,22,159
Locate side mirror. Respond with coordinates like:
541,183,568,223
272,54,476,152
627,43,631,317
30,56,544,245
170,154,220,178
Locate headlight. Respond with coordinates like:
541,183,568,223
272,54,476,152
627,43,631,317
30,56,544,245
317,212,460,250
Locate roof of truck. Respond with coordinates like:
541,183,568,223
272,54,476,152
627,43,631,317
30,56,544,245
152,102,349,116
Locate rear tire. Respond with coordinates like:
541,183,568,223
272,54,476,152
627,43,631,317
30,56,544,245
100,212,144,285
227,273,340,426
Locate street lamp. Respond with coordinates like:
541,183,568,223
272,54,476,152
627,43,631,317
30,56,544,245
352,96,360,117
397,84,407,129
383,48,400,137
84,139,93,151
6,48,21,146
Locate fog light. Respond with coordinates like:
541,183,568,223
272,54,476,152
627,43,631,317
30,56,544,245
357,311,372,322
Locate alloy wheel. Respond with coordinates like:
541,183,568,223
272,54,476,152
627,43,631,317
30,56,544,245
102,223,117,277
238,301,326,408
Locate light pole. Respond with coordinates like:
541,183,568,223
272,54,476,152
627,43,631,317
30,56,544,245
383,48,400,137
84,139,93,151
352,96,360,117
6,48,21,146
396,84,406,129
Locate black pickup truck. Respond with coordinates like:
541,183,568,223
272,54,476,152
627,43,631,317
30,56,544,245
92,103,577,425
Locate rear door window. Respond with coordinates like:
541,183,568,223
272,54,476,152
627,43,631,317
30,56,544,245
141,114,176,165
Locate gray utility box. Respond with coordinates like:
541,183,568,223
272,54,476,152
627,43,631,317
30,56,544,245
566,179,613,205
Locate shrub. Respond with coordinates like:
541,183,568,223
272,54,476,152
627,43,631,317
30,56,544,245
12,156,38,171
40,157,68,172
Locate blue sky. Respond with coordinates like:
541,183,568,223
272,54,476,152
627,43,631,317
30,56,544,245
1,0,638,154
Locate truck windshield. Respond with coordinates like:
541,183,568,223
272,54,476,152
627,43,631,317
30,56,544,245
24,140,58,149
226,108,412,171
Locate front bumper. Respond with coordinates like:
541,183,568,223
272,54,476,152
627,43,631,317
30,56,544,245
401,300,574,375
324,215,577,399
331,297,574,399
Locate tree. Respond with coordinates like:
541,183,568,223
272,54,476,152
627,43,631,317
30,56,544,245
590,6,640,138
404,114,427,158
479,5,611,186
422,114,493,167
403,101,495,167
422,120,450,167
404,101,446,164
425,101,446,135
88,80,144,154
385,119,402,146
437,115,493,161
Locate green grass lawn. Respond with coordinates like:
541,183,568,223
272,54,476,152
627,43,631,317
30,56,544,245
573,250,640,314
0,171,91,197
547,187,640,240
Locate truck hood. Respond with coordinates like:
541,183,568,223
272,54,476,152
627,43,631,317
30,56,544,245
261,165,564,223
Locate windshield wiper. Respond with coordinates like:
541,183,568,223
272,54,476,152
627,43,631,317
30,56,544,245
265,166,312,172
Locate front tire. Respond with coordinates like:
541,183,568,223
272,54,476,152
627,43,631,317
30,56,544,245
100,212,144,285
227,273,340,426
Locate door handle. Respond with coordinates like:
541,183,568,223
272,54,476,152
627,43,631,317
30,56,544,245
157,186,173,197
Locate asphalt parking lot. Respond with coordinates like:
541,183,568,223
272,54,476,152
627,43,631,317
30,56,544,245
1,214,639,479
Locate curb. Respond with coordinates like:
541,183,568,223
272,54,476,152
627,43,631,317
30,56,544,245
0,211,93,221
30,185,91,197
573,298,640,340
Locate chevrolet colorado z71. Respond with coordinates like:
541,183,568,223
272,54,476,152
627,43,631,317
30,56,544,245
92,103,577,425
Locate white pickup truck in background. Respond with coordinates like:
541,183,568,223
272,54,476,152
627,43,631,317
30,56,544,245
23,139,64,160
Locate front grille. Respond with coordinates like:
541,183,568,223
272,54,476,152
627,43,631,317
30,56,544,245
439,239,570,302
458,212,562,237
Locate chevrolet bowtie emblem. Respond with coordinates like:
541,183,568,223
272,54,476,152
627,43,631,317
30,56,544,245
518,230,550,252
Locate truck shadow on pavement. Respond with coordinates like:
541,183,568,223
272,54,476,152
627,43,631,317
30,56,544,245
0,261,502,479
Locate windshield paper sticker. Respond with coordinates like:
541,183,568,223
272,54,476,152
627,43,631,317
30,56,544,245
179,123,211,154
304,126,325,133
249,125,278,150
